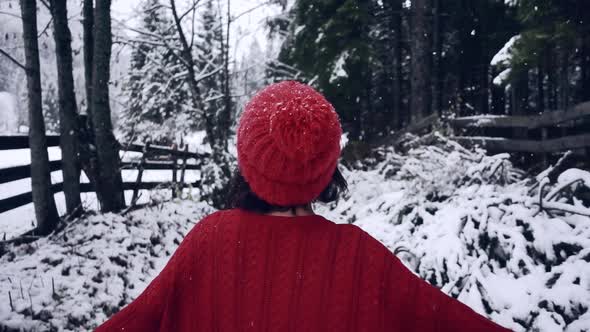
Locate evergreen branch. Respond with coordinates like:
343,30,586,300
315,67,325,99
0,48,27,71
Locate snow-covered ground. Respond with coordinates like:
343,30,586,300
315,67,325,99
0,200,215,331
1,133,589,331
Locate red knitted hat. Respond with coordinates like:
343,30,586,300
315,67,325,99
237,81,342,206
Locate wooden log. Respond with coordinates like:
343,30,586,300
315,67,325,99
451,101,590,129
454,133,590,153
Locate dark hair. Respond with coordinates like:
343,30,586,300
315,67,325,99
225,167,348,213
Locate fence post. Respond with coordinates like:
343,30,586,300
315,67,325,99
131,141,149,205
171,144,178,199
179,145,189,194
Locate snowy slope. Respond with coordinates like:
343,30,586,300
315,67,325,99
0,200,214,331
1,134,589,331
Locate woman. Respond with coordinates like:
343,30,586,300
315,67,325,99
95,81,510,331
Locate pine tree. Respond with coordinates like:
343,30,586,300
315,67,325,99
197,0,227,150
510,0,590,111
119,0,191,144
275,0,373,141
369,0,405,133
42,82,59,133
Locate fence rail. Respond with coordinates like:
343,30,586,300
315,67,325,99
453,133,590,153
450,101,590,129
451,101,590,154
0,135,61,150
0,136,206,215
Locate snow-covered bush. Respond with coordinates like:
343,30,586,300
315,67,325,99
318,133,590,331
0,201,214,331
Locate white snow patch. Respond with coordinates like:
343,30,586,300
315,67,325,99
493,68,512,86
329,51,349,83
491,35,520,66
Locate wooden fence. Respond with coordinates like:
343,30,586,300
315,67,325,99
374,101,590,156
0,136,208,214
451,101,590,154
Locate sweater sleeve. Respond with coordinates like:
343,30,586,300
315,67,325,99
94,213,215,332
388,255,512,332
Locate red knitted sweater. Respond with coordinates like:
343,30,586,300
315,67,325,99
95,209,510,331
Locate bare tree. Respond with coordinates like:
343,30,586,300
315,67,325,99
116,0,233,161
20,0,60,234
169,0,204,114
91,0,125,212
49,0,82,217
169,0,230,164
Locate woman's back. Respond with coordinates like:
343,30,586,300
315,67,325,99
95,81,509,331
96,209,508,331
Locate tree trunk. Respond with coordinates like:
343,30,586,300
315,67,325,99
478,1,489,115
490,67,505,115
391,0,403,129
91,0,125,212
546,49,557,110
511,70,528,139
50,0,82,217
582,35,590,101
559,48,570,111
410,0,432,123
537,64,545,113
20,0,60,235
432,0,443,116
83,0,94,127
221,0,232,149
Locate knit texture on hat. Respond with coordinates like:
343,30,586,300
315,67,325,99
237,81,342,206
